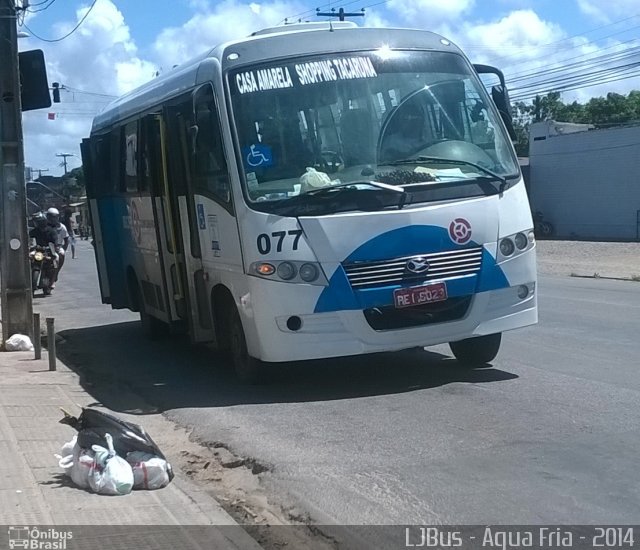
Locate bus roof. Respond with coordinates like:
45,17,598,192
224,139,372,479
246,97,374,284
91,24,462,133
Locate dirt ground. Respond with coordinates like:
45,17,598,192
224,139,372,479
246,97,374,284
536,240,640,280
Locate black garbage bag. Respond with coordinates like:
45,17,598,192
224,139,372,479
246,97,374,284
59,408,173,480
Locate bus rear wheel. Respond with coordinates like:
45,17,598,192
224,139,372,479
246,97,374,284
449,333,502,367
229,306,264,384
133,281,166,340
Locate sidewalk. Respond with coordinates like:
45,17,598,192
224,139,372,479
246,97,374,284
0,348,262,549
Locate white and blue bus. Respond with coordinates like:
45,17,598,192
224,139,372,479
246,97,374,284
81,22,537,382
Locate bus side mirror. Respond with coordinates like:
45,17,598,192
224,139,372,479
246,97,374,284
473,64,517,141
491,85,516,141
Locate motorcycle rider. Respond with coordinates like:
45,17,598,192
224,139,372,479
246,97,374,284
28,212,59,293
46,207,69,286
29,212,57,249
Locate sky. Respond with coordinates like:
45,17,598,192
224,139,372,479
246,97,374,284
17,0,640,176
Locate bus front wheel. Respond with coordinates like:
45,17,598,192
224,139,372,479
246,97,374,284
229,306,264,384
449,333,502,367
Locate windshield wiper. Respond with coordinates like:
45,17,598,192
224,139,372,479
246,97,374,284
304,180,406,196
387,156,509,192
270,180,409,215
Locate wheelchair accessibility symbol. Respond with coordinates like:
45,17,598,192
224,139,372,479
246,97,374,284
243,144,273,168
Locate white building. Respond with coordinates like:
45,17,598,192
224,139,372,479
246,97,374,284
528,120,640,241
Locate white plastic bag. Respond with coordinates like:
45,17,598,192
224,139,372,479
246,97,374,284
60,435,77,458
299,167,331,192
57,443,94,489
126,451,172,490
4,334,34,352
88,433,134,496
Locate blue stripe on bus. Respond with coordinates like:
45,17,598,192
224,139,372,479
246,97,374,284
314,225,509,313
98,198,130,308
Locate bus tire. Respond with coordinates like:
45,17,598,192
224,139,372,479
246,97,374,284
229,305,264,384
133,280,165,340
449,333,502,367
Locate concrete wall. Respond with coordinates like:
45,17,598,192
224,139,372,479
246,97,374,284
529,121,640,241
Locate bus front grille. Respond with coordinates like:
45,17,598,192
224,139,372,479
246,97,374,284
364,296,472,330
343,247,483,290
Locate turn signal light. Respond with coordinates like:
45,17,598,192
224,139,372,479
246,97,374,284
256,263,275,276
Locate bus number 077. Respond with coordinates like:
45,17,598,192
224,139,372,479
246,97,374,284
257,230,303,254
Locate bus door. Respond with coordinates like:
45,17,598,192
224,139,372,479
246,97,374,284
80,137,111,304
142,113,181,325
147,104,214,343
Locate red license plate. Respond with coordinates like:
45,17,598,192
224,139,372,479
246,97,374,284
393,282,448,309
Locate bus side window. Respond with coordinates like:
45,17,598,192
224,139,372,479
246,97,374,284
110,129,121,195
122,120,139,193
193,87,230,204
93,135,112,197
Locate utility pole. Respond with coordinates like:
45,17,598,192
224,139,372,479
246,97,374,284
316,7,365,22
0,0,33,342
56,153,73,175
33,168,49,178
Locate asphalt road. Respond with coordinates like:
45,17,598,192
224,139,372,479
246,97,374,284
34,241,640,533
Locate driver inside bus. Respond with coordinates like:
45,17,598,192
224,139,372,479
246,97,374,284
380,103,427,161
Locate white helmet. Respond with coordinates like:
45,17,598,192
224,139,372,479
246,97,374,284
46,207,60,224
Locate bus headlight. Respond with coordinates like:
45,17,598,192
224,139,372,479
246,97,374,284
497,229,535,262
277,261,297,280
499,238,515,256
249,260,327,285
299,263,319,282
514,232,528,250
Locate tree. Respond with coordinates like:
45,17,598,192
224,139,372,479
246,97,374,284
62,166,85,200
510,89,640,156
67,166,84,188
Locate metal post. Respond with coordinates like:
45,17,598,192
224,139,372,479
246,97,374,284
46,317,56,371
33,312,41,359
0,0,33,342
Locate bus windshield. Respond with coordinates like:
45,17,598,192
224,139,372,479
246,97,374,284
229,49,519,214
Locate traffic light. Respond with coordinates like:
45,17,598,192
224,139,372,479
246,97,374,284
52,82,60,103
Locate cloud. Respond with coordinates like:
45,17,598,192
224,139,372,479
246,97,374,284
456,9,566,62
20,0,156,175
385,0,474,27
362,10,393,29
152,0,305,70
17,1,640,177
576,0,640,23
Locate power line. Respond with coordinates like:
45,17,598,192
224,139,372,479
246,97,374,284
504,38,639,83
507,49,640,92
24,0,58,14
20,0,98,43
60,85,117,99
511,63,640,97
510,71,640,102
475,14,640,69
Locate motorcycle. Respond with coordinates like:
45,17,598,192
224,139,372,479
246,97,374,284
533,211,554,239
29,244,57,296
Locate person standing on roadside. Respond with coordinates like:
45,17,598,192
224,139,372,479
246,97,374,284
69,227,77,259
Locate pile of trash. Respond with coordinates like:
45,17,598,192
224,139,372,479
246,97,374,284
3,334,34,352
56,407,174,496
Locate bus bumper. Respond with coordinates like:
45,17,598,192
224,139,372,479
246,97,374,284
241,277,538,363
